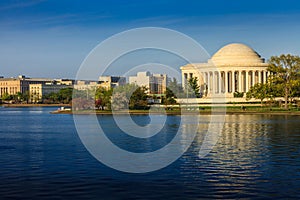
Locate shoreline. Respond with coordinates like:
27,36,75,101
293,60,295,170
50,109,300,116
2,104,299,115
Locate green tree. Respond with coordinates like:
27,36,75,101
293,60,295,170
113,84,138,99
13,92,23,103
95,87,113,110
167,78,184,98
233,91,244,98
22,91,29,103
246,83,271,106
72,89,87,99
58,88,73,103
162,87,177,105
290,79,300,99
187,77,201,98
112,84,149,110
129,86,149,110
1,93,13,101
268,54,300,109
43,88,73,104
44,92,59,103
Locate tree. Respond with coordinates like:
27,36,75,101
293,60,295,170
95,87,112,110
167,78,184,98
234,91,244,98
113,84,149,110
162,87,177,105
44,92,59,103
129,86,149,110
113,84,138,99
1,93,13,101
72,97,94,110
43,88,73,104
246,83,271,106
187,77,201,98
72,89,87,99
290,79,300,99
13,92,23,103
268,54,300,109
111,92,128,110
22,91,30,103
58,88,73,104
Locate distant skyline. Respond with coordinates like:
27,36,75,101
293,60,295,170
1,0,300,78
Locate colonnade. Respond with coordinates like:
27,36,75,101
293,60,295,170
183,70,269,95
0,87,18,97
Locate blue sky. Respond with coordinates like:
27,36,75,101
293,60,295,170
1,0,300,78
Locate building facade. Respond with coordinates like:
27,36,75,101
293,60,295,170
29,83,72,103
0,75,53,97
0,75,75,103
74,76,126,91
129,72,167,95
181,43,269,98
98,76,126,89
73,80,99,91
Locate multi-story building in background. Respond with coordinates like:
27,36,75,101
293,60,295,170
129,71,167,95
98,76,126,90
73,80,99,91
54,79,75,86
29,83,72,103
74,76,126,91
0,75,75,102
0,75,53,97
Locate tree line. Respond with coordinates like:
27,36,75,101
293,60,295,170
0,88,74,104
246,54,300,109
72,80,184,111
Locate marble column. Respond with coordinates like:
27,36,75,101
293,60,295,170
212,72,215,94
205,72,209,93
263,71,267,84
246,71,249,92
218,71,221,94
238,71,242,92
229,71,232,93
232,71,235,92
225,71,228,94
207,71,212,93
252,71,256,86
182,73,186,88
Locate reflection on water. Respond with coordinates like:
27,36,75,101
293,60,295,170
180,114,300,198
0,107,299,199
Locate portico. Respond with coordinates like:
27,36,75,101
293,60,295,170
181,43,269,97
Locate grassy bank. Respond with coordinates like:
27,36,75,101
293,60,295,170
51,106,300,115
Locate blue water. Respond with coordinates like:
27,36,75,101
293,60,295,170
0,107,300,199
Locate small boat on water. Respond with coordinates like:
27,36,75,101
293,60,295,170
50,106,72,114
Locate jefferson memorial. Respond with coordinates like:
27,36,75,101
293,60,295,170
180,43,269,98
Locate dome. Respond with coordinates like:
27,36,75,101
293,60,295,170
210,43,265,66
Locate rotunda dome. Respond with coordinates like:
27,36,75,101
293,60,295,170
210,43,265,65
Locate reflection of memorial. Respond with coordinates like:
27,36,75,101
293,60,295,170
181,43,269,98
180,115,270,187
218,115,269,153
180,115,270,155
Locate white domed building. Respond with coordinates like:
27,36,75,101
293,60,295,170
181,43,269,98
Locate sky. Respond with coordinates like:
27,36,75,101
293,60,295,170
1,0,300,79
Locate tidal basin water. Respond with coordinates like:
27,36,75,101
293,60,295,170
0,107,300,199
